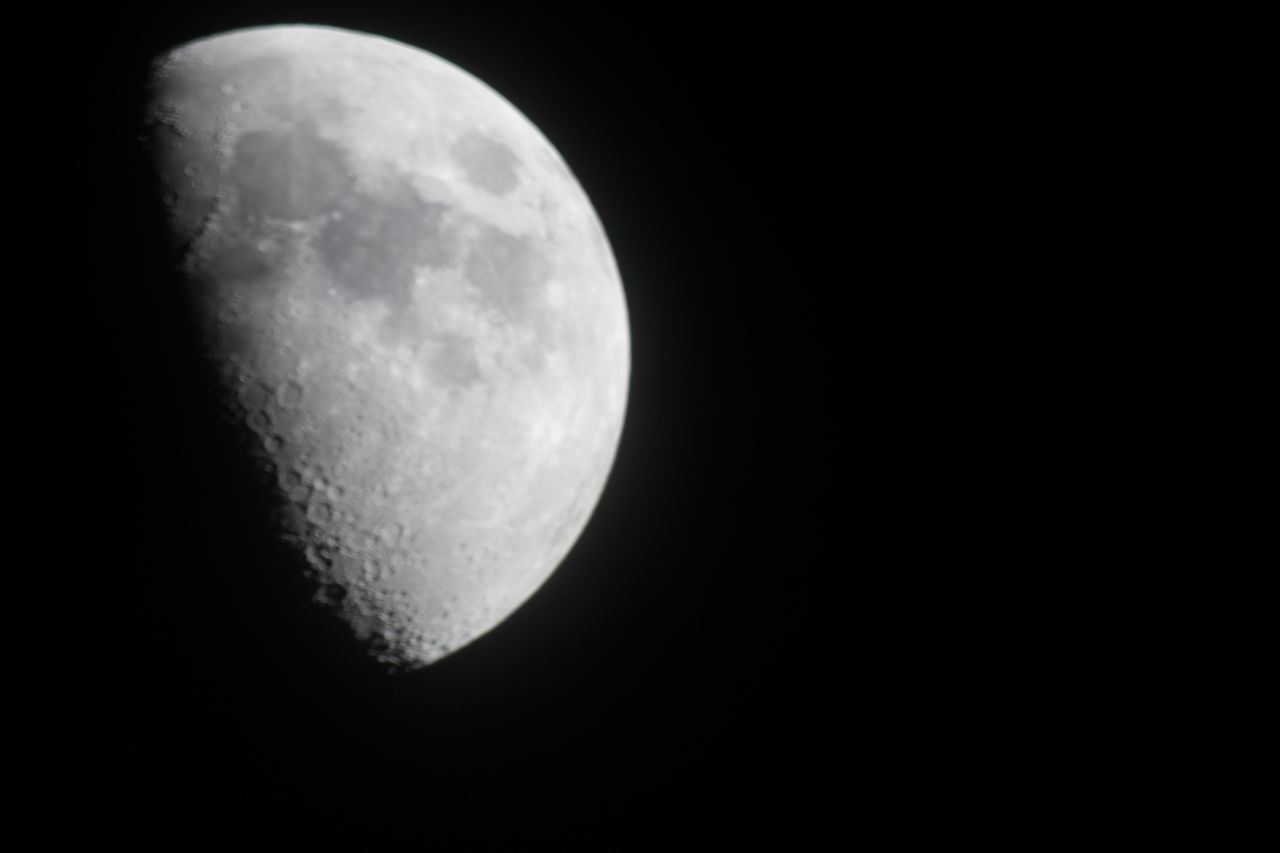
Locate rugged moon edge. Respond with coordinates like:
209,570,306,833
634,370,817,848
142,24,631,669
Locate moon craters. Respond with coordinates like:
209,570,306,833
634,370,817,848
144,24,630,670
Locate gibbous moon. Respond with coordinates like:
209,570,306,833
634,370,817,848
143,25,630,669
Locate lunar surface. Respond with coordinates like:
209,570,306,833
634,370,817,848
142,25,630,669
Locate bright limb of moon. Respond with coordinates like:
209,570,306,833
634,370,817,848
143,25,630,669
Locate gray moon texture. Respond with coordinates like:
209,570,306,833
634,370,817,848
143,25,630,669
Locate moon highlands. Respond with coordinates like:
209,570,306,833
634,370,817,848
143,25,630,669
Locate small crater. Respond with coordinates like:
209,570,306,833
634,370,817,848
280,467,305,493
319,583,347,605
307,500,334,524
351,528,377,552
377,522,405,548
277,380,304,407
246,408,272,435
239,381,271,410
305,542,335,567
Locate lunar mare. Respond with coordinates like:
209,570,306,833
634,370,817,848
143,25,629,668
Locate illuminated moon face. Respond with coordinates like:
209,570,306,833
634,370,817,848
144,25,630,669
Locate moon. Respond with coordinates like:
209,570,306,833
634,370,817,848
142,25,630,669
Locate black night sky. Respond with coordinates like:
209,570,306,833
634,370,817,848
15,5,1139,847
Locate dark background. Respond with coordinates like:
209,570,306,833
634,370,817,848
15,5,1136,847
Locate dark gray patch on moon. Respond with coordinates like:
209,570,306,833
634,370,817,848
426,332,483,387
317,179,454,311
232,121,352,220
144,26,630,670
463,224,549,324
451,132,520,195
